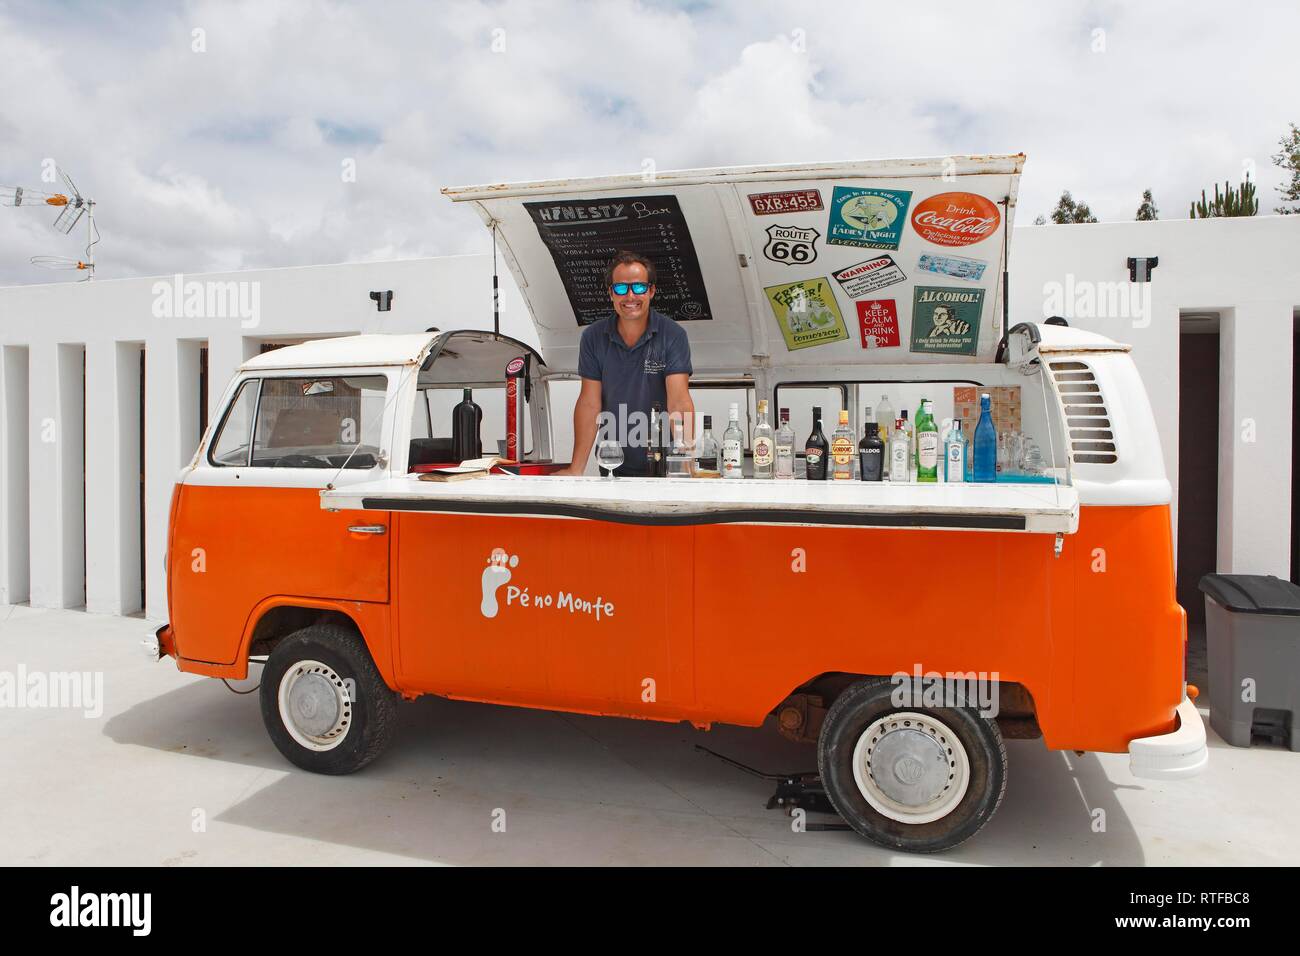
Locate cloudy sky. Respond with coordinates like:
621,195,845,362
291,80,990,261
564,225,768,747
1,0,1297,286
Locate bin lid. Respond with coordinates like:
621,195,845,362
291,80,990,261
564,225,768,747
1198,573,1300,615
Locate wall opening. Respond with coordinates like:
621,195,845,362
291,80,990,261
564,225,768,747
1178,312,1221,689
1293,311,1299,585
57,343,87,608
2,346,30,604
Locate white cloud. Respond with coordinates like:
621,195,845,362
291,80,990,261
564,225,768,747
0,0,1298,285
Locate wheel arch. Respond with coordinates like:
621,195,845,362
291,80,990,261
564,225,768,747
237,597,397,690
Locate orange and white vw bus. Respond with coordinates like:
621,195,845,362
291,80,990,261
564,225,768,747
154,156,1206,853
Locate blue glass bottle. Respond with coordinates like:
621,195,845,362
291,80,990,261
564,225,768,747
973,392,997,482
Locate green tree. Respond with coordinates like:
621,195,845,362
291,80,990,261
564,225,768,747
1272,123,1300,214
1189,179,1258,218
1135,189,1158,221
1045,190,1099,224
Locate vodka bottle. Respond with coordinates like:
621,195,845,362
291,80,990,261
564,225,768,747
830,409,855,480
916,399,939,483
944,418,967,483
877,394,894,476
721,403,744,478
774,408,795,479
973,393,997,482
752,400,775,479
889,419,911,482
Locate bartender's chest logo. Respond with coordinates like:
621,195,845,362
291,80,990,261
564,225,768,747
642,357,665,375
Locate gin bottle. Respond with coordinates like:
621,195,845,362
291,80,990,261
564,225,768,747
944,418,967,483
830,409,855,480
889,419,911,483
774,408,795,479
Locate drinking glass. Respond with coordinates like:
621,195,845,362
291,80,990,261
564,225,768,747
596,441,623,479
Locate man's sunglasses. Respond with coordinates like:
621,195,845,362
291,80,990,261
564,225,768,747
610,282,651,296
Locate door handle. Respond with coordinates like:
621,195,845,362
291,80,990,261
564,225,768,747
347,525,387,535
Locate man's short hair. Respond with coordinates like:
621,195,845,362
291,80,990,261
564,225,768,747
604,250,656,287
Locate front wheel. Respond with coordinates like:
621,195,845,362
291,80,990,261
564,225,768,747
817,677,1006,853
259,624,398,774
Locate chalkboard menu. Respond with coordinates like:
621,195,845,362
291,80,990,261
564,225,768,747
524,195,713,326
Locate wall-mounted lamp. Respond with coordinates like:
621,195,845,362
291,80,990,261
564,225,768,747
370,290,394,311
1126,257,1159,282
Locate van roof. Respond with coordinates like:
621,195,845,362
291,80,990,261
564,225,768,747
443,155,1024,373
240,332,438,371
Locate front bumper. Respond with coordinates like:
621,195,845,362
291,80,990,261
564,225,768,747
1129,697,1208,780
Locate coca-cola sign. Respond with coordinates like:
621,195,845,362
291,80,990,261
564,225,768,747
910,192,1000,247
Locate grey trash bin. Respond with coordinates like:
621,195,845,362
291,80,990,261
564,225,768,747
1198,573,1300,750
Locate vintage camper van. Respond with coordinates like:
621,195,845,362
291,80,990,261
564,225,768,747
153,156,1206,853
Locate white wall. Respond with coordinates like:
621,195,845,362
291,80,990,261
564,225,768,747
1,215,1297,623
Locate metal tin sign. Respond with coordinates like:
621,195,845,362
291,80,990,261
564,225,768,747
910,286,985,355
748,189,823,215
762,224,819,266
833,254,906,297
765,277,849,351
917,252,988,281
910,192,1000,247
855,299,900,349
827,186,912,249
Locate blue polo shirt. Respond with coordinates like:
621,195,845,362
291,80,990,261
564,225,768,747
578,308,693,475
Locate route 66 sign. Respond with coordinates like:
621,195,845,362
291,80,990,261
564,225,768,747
763,224,819,266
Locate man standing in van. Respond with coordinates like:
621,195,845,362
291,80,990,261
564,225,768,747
554,251,695,477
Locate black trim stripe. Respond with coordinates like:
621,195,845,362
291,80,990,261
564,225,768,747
358,497,1028,530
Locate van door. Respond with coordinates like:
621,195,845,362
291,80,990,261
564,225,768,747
170,371,395,665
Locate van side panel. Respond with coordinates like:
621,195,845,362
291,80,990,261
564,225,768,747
168,485,389,665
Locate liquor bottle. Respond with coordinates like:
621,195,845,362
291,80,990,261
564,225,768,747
804,406,829,480
877,394,894,475
916,399,939,482
889,419,911,482
859,412,884,481
831,410,855,480
721,403,744,478
696,415,719,472
973,392,997,482
753,400,775,479
944,418,967,482
774,408,795,479
452,388,482,461
899,409,913,468
649,402,667,477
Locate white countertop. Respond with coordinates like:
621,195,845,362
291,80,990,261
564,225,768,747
321,474,1079,533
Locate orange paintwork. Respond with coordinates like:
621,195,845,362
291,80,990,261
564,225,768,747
167,485,1183,754
168,486,389,666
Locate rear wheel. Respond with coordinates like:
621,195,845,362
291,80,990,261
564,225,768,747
817,677,1006,852
259,623,398,774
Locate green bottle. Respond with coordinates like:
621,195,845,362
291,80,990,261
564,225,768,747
916,399,939,482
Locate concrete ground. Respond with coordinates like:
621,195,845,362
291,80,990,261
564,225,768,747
0,602,1295,866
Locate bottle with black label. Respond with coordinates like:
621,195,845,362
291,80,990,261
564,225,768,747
859,411,884,481
696,415,718,472
804,405,829,480
649,402,667,477
452,388,482,461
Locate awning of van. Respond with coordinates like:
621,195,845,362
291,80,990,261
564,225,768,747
442,155,1023,374
322,475,1078,535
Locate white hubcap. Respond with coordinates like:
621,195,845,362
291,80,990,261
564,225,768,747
278,660,353,752
851,712,970,824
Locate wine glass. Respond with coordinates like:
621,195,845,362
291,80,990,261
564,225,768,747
596,441,623,479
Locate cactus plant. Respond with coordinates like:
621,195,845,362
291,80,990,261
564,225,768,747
1190,178,1259,218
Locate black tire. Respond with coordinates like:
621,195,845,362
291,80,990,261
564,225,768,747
817,677,1007,853
259,623,398,774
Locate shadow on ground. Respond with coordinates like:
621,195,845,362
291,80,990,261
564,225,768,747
105,675,1149,865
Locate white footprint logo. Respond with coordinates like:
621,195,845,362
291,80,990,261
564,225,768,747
480,547,519,619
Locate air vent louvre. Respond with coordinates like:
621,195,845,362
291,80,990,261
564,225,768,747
1050,361,1117,464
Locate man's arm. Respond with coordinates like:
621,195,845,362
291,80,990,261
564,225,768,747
555,378,602,476
665,373,695,447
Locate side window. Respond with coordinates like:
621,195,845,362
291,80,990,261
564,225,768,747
250,375,389,468
410,389,432,439
209,379,259,467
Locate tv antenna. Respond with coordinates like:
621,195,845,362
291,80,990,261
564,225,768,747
1,165,98,280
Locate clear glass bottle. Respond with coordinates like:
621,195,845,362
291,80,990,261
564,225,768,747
876,394,894,476
889,419,911,483
696,415,718,473
752,399,775,479
831,409,855,480
774,408,795,479
944,418,967,483
722,403,744,479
